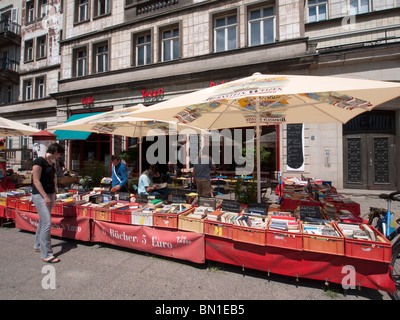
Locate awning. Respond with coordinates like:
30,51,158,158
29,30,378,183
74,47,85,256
53,112,104,140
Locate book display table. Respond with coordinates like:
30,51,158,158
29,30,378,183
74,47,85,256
1,184,396,295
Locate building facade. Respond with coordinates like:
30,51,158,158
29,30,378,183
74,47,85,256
1,0,400,190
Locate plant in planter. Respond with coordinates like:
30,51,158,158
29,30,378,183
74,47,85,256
118,149,138,166
234,179,257,204
79,160,109,189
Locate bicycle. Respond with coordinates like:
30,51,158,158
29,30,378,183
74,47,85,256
367,191,400,300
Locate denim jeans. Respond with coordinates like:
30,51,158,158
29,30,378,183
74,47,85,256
32,193,56,259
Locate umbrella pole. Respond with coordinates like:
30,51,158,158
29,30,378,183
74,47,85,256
139,137,142,175
138,124,143,175
256,98,261,203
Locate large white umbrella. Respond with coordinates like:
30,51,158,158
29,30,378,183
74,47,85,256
127,73,400,202
48,105,205,173
0,117,39,137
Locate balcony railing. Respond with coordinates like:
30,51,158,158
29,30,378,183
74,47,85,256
137,0,180,15
0,58,19,73
0,20,21,36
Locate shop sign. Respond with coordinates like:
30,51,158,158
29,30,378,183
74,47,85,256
141,88,164,103
210,80,227,87
81,96,94,108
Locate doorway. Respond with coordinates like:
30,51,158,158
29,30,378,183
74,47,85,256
343,134,395,189
343,110,396,190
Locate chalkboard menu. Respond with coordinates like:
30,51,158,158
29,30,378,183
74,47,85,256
172,194,187,203
199,197,216,209
135,193,148,204
299,206,321,220
119,192,131,201
247,202,267,216
221,200,241,213
287,124,304,171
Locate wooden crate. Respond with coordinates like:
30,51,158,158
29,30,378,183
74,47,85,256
178,208,205,233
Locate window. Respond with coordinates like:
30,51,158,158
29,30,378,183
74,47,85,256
7,86,12,103
76,0,89,22
214,14,237,52
95,0,110,17
248,7,276,46
350,0,370,15
25,40,34,62
37,122,47,130
24,80,33,100
26,1,35,23
94,42,109,73
38,0,48,18
20,133,29,148
36,77,45,99
73,47,87,77
6,138,12,149
136,33,152,66
36,36,47,59
162,27,179,62
308,0,327,22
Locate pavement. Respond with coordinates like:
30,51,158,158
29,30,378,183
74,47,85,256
0,188,398,306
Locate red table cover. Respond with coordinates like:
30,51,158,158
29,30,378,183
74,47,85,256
91,220,205,264
205,235,396,293
14,210,91,242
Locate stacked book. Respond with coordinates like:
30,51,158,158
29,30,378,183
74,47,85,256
157,203,190,214
337,222,386,242
324,202,337,220
269,216,301,233
244,216,267,229
303,217,341,237
147,199,163,209
186,206,213,219
206,210,223,221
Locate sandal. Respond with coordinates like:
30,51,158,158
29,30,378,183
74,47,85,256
43,257,60,264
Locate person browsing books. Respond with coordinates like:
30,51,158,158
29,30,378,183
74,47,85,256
138,164,168,195
32,142,65,264
111,154,128,193
193,146,216,197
